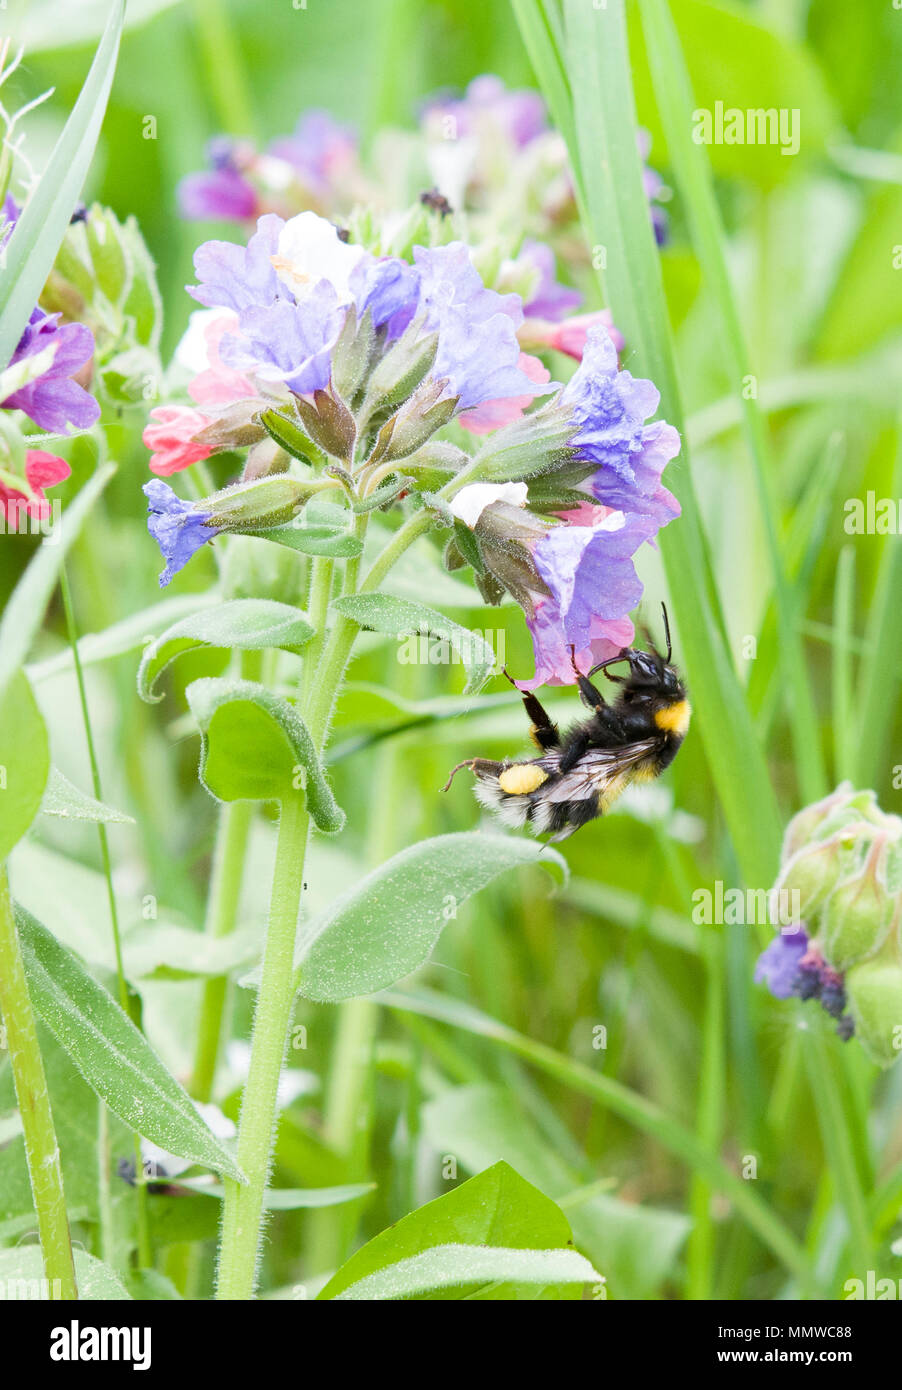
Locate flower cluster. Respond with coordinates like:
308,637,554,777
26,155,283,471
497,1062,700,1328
755,784,902,1065
176,76,668,371
143,209,680,692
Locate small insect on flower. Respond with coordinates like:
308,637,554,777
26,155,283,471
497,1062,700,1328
443,604,690,841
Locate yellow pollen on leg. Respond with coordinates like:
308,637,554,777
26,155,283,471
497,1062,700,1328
498,764,549,795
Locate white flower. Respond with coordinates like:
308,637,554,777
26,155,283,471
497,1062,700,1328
272,210,365,303
450,481,528,529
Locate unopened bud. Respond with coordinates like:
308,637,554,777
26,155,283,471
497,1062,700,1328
204,474,316,533
845,957,902,1067
772,837,846,919
822,841,894,971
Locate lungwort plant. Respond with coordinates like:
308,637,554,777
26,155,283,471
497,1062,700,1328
2,0,902,1309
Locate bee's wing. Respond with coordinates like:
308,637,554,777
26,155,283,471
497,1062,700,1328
539,740,659,803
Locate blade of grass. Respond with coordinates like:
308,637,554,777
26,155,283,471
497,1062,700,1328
530,0,783,885
637,0,827,804
0,0,124,369
831,545,856,783
855,421,902,786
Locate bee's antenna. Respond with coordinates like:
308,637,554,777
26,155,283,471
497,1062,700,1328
661,602,672,664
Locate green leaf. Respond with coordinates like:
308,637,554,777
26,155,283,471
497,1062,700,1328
0,0,124,369
318,1160,597,1301
0,1247,130,1301
40,765,134,824
169,1179,375,1210
249,521,364,558
121,921,260,981
14,903,246,1183
27,594,216,683
294,832,565,1002
0,671,50,859
137,599,314,702
331,593,496,695
0,462,116,704
331,1243,601,1300
185,677,344,830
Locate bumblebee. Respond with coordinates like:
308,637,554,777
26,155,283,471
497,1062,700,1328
443,605,690,841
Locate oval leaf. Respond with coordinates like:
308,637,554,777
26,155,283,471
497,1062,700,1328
0,671,50,859
331,593,496,694
137,599,314,702
296,832,565,1001
185,677,344,831
15,904,246,1183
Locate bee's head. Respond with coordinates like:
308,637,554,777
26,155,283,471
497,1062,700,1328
587,604,684,700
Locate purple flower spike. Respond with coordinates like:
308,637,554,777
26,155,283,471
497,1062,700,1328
754,928,809,1000
2,308,99,434
144,479,220,587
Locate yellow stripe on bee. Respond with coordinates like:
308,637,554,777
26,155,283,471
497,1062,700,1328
498,764,549,795
654,698,691,736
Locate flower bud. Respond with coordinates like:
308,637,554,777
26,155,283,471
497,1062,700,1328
821,841,894,971
781,782,859,859
771,837,846,921
204,474,317,533
845,957,902,1067
86,206,129,304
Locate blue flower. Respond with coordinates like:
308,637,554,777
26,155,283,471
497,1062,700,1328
563,325,681,522
188,213,282,314
754,928,809,1000
1,307,100,434
349,255,420,339
144,479,221,587
414,242,552,410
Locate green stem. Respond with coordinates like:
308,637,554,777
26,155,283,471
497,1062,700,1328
0,871,77,1299
190,799,254,1103
216,791,310,1300
59,561,151,1268
191,0,255,137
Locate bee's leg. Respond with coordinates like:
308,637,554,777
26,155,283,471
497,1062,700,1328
569,647,608,714
501,667,560,750
441,758,503,792
557,728,591,774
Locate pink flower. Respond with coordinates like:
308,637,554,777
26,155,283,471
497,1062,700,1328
0,449,70,523
144,406,214,476
519,309,624,362
458,352,551,435
187,313,256,407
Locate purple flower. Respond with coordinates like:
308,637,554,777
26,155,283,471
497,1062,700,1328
520,507,661,688
423,75,547,149
1,308,99,434
223,285,346,395
754,928,809,1000
563,325,681,522
349,255,420,340
414,242,551,410
188,213,282,313
268,109,358,194
520,240,582,321
144,479,220,587
179,167,258,222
